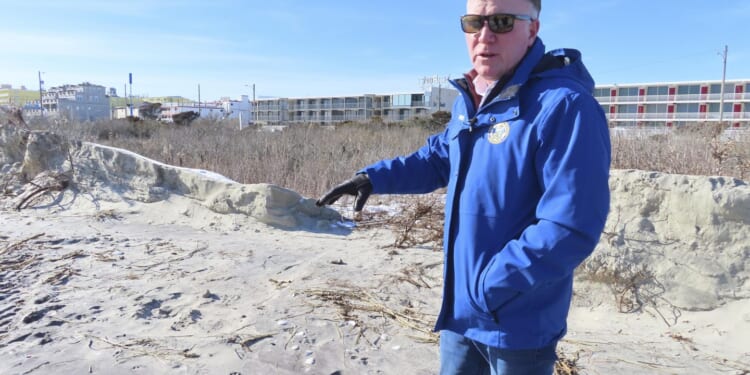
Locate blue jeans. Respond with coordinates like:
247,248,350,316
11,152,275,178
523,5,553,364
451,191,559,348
439,330,557,375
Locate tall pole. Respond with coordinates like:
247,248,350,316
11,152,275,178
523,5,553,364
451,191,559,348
244,83,255,124
718,45,728,124
253,83,256,124
437,75,442,112
198,84,201,111
38,71,44,117
129,73,133,117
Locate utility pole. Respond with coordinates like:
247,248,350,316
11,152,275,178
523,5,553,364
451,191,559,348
253,83,256,125
128,73,133,117
198,84,201,111
245,83,255,124
38,71,44,117
718,45,728,124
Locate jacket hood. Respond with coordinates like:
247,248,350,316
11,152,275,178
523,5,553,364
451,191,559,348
521,38,596,93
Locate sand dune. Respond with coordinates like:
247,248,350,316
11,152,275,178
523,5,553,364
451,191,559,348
1,124,748,374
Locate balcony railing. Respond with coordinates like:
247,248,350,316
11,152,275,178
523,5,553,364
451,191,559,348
607,111,750,121
595,92,750,104
257,105,282,111
285,102,435,111
273,110,431,124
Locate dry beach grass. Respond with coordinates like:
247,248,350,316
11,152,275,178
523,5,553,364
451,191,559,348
26,116,750,196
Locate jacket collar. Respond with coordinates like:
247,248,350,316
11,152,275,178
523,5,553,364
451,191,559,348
457,38,547,108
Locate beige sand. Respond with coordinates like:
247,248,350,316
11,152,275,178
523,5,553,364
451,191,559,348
1,125,748,374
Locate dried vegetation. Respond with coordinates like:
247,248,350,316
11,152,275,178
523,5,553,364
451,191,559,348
7,110,750,374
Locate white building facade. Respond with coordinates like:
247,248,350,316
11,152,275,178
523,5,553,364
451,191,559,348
254,87,458,125
220,95,252,125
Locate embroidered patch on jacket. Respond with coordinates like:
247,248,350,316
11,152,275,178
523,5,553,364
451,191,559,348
487,122,510,144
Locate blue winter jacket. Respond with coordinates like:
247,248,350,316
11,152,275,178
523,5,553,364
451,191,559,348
362,38,611,350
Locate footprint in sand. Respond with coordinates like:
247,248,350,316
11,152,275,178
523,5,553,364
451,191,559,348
170,309,202,331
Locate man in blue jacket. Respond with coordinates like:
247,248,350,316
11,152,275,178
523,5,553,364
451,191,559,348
316,0,611,373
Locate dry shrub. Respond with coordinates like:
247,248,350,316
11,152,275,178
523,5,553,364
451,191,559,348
611,123,750,179
579,264,660,313
554,354,580,375
386,195,444,250
28,118,433,197
27,118,749,198
305,284,439,344
578,263,681,327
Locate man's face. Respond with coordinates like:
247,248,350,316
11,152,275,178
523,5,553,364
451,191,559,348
465,0,539,82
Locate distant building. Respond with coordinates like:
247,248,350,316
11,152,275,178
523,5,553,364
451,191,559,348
595,79,750,127
254,87,458,125
112,106,138,119
157,102,224,122
113,101,223,122
220,95,252,125
24,82,110,122
111,96,253,125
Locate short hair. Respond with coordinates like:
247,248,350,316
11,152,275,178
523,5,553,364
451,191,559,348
528,0,541,16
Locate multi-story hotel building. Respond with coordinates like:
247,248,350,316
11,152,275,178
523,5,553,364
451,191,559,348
20,82,111,122
594,79,749,127
257,80,749,127
253,87,458,124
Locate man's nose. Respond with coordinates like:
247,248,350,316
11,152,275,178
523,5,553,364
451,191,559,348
476,22,495,42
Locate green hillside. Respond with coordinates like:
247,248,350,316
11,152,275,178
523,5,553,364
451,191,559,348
0,89,40,105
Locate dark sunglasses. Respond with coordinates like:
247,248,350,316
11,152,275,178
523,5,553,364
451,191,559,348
460,13,534,34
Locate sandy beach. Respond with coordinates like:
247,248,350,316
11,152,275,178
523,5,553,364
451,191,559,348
1,125,749,374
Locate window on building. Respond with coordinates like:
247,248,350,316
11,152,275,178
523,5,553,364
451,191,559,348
392,94,412,107
676,85,700,95
675,103,699,113
646,104,667,113
646,86,668,96
593,88,610,98
411,94,424,106
710,83,736,94
617,87,638,97
708,103,733,112
617,104,637,113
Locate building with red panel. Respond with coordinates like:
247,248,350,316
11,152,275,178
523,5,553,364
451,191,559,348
594,79,749,128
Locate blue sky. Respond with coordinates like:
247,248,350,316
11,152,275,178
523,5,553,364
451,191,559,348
2,1,748,101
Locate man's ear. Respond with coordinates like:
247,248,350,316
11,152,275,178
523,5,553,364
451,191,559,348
528,19,540,46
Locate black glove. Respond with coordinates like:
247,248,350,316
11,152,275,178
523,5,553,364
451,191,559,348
316,173,373,212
